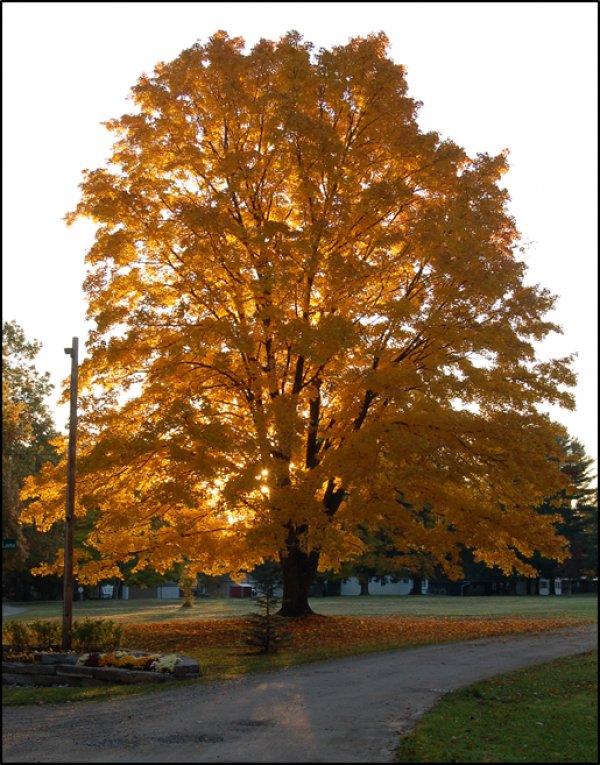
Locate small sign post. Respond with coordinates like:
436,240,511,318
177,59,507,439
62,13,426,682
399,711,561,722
62,338,79,651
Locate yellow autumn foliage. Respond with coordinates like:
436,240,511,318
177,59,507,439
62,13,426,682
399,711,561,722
20,31,576,614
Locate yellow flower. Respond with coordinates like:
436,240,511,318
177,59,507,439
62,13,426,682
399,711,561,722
150,654,182,673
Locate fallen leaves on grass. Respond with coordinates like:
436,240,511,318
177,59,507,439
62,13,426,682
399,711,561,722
122,616,590,655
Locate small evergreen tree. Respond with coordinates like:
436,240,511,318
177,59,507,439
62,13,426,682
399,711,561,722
242,561,291,655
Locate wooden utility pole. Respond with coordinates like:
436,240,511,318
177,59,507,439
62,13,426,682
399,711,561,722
62,338,78,651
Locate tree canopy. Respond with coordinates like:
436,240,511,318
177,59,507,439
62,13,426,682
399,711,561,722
3,321,61,591
21,31,577,616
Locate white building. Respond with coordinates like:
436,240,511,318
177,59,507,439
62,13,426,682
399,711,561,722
340,577,416,596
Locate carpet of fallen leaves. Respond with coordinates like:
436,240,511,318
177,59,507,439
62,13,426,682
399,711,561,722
122,616,590,655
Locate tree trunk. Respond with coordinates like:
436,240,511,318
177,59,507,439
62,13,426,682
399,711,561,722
410,577,423,595
277,533,320,617
359,578,370,596
276,481,345,617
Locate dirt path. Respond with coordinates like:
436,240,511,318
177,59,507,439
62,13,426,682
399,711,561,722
2,623,597,763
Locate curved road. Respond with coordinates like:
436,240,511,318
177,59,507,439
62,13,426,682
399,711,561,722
2,624,597,763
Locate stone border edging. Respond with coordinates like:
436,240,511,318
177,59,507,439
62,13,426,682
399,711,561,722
2,646,200,688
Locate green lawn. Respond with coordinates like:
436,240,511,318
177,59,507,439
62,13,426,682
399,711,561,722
2,593,597,624
394,650,598,763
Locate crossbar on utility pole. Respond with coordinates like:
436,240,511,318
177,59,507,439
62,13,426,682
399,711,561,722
62,338,78,651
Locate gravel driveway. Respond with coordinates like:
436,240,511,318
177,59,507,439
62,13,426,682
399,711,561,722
2,623,597,763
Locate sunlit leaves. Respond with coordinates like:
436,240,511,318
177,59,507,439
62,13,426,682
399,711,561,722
121,615,589,656
21,31,577,591
3,322,61,569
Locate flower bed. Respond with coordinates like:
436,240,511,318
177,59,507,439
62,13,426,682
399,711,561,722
2,645,200,688
77,650,184,673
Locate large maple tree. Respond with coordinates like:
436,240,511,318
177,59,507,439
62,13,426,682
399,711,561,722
21,31,577,616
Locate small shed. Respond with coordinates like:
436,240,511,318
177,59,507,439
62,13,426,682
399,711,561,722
229,584,255,598
121,582,181,599
539,578,551,596
340,577,413,596
157,582,181,599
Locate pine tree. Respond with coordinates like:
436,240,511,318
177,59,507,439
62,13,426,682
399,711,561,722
242,561,291,654
532,436,597,583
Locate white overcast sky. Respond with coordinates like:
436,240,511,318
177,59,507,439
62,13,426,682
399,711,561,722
3,2,598,475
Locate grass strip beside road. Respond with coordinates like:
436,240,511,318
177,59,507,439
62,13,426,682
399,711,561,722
2,613,591,707
393,650,598,763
